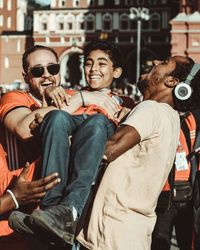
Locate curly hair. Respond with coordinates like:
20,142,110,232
83,40,124,69
22,45,59,73
171,57,200,112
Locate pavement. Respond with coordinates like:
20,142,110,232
170,227,180,250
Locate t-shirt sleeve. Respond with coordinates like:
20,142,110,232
0,144,22,196
121,100,160,141
0,91,30,121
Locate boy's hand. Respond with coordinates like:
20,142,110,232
44,86,71,109
83,91,120,118
114,107,131,123
29,113,44,136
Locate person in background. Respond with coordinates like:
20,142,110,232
152,109,200,250
76,57,200,250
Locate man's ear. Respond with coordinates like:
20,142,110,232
164,76,179,88
113,67,122,79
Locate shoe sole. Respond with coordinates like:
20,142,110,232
30,211,75,245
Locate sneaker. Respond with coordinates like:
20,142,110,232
8,210,67,247
8,211,35,235
30,204,78,245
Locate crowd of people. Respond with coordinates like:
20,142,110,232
0,39,200,250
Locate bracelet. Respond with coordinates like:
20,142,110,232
6,189,19,209
79,90,86,107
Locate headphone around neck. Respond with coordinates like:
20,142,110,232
174,63,200,101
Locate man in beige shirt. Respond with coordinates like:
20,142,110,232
77,56,200,250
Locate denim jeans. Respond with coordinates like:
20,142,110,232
39,110,115,215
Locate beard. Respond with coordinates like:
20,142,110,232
137,77,148,95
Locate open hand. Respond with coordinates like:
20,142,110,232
11,163,60,205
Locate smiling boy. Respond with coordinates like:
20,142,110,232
8,40,129,246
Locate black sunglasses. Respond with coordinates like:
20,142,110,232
29,64,60,78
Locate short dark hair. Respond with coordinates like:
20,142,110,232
22,45,59,73
171,57,200,112
83,40,124,69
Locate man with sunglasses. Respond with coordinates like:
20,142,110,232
0,43,129,246
0,44,121,140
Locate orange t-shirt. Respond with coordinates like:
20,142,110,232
0,144,35,249
0,91,40,244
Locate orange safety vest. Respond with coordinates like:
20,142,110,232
162,112,198,191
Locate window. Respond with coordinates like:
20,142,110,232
87,0,95,6
0,0,3,8
7,16,11,28
7,0,11,10
119,14,129,31
149,0,157,4
0,15,3,26
149,13,160,30
73,0,80,7
125,0,134,4
17,39,21,52
98,0,104,5
40,16,48,31
77,14,85,30
137,0,144,4
59,0,65,7
102,13,112,31
66,14,74,31
130,19,137,30
85,14,94,31
5,57,9,69
57,15,65,30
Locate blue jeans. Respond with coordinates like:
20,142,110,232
39,110,115,215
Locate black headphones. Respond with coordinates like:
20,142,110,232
174,63,200,101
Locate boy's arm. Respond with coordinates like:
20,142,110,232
44,86,120,119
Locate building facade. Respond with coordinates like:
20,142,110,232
1,0,200,88
170,0,200,63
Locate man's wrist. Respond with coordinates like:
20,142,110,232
6,189,19,209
